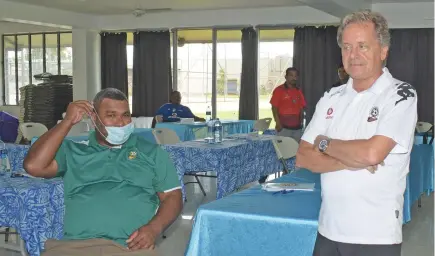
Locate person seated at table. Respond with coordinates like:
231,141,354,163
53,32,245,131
156,91,205,122
23,88,182,256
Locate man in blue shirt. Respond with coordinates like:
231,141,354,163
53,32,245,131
156,91,205,122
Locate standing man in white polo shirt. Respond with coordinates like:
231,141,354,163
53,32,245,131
296,10,417,256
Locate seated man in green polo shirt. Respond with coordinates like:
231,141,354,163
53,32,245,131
24,88,182,256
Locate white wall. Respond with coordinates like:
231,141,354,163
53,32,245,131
72,29,101,101
372,2,434,28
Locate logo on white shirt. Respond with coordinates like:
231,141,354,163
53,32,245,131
367,106,379,122
395,83,415,106
326,108,334,119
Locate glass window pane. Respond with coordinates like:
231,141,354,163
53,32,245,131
31,34,44,82
45,34,58,74
3,36,17,105
177,29,212,118
258,29,294,128
17,35,30,91
59,33,73,76
216,30,242,120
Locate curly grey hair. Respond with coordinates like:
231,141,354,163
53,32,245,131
337,10,390,48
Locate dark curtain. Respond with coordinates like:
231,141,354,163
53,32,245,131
239,27,259,120
293,26,341,123
387,28,434,123
132,31,172,117
100,32,128,94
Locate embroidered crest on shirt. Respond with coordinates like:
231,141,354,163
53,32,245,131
395,83,415,106
367,107,379,122
326,108,333,119
128,151,137,160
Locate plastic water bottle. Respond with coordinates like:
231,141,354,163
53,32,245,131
206,106,212,122
205,119,215,144
0,138,10,175
213,119,223,143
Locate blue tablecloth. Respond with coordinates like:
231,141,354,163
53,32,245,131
186,164,432,256
186,169,321,256
5,143,30,172
0,176,64,256
156,120,255,141
162,134,291,199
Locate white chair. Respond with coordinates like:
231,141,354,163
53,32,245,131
67,122,90,136
272,136,299,175
132,117,154,128
152,128,209,197
416,121,433,133
253,118,272,132
20,122,48,141
152,128,180,145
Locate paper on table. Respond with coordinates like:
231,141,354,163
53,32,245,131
262,182,315,192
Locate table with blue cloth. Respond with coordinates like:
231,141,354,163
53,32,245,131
5,143,30,173
162,134,291,199
186,169,321,256
0,176,64,256
186,164,433,256
156,120,255,141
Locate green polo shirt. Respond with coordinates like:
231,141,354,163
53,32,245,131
54,132,180,247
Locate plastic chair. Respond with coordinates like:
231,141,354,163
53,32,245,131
67,122,89,136
152,128,209,197
416,121,433,133
253,118,272,132
272,136,299,175
20,122,48,141
416,122,434,144
152,128,181,145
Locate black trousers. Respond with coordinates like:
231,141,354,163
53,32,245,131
313,232,401,256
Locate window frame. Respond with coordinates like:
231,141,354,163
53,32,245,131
1,31,72,105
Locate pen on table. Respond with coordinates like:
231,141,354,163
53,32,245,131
272,189,294,195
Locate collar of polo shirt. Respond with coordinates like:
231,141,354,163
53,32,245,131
341,67,394,96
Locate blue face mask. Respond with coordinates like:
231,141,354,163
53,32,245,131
105,122,134,145
91,106,134,145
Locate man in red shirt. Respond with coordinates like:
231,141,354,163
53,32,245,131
270,67,306,142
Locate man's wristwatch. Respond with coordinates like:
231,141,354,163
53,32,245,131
318,137,331,153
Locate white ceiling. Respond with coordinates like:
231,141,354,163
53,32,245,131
4,0,303,15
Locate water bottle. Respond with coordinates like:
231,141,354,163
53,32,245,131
0,138,10,175
213,119,223,143
206,106,212,122
205,119,215,144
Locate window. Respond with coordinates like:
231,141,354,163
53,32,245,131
1,32,73,105
176,29,213,118
258,29,294,128
216,30,242,120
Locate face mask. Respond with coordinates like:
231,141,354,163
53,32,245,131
91,107,134,145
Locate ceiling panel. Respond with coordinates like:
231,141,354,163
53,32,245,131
4,0,301,15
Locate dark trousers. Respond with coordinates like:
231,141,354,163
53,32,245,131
313,232,401,256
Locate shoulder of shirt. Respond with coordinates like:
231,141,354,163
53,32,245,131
389,78,416,93
324,84,346,99
65,139,90,147
272,84,285,92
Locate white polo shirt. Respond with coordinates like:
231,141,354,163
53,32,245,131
302,68,418,245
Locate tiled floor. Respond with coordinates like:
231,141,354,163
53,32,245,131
1,175,433,256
